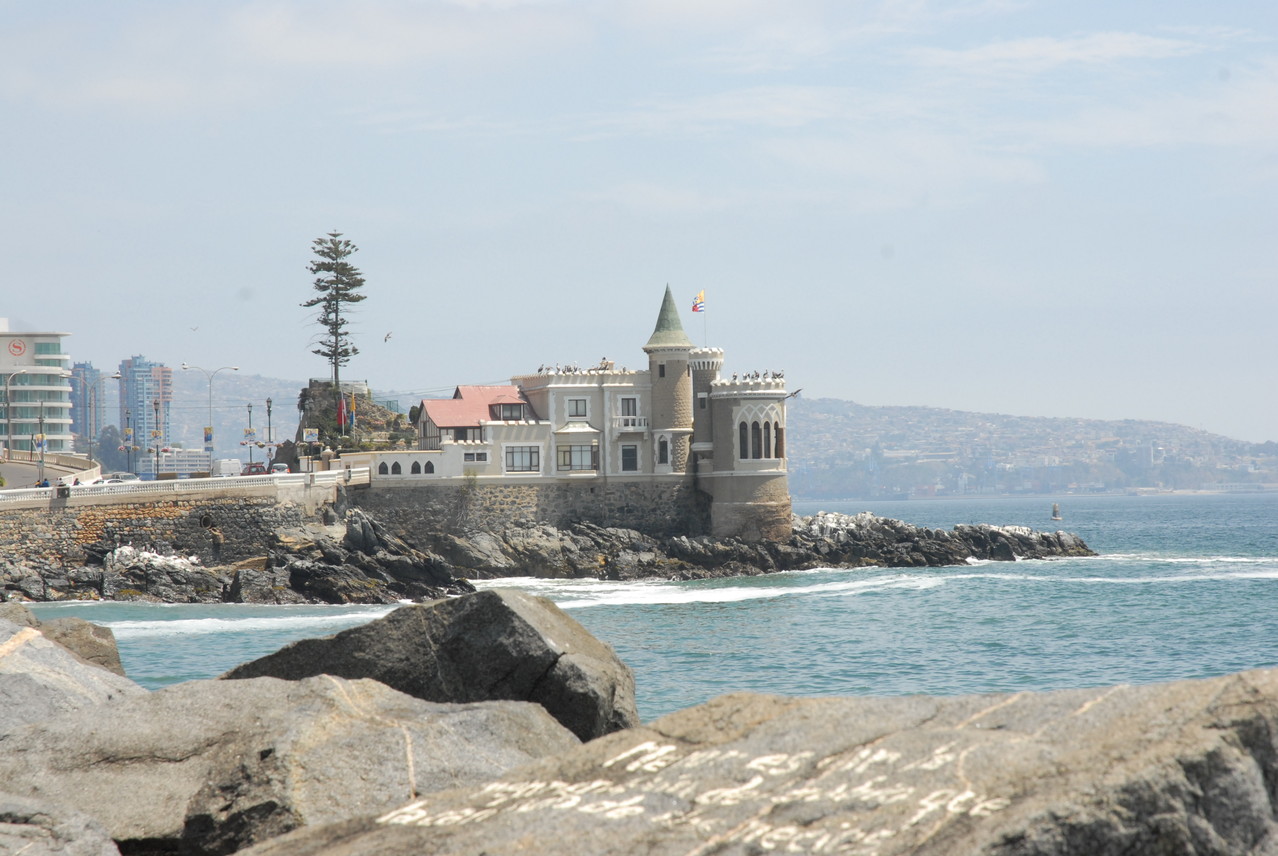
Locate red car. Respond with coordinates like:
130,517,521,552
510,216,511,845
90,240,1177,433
241,462,268,476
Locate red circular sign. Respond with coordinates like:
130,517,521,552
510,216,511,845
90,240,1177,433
7,339,25,357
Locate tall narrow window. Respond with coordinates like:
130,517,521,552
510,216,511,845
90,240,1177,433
658,364,666,378
658,438,669,465
751,421,762,459
739,422,748,460
774,425,785,459
763,423,772,458
621,445,638,472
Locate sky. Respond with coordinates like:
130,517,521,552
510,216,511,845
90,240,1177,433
2,0,1275,442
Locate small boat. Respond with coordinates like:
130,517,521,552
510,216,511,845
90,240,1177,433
1051,503,1062,521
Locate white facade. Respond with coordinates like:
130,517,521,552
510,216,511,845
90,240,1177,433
0,320,74,457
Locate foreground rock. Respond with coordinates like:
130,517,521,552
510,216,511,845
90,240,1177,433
243,668,1278,856
421,512,1096,581
0,792,121,856
0,675,578,856
0,617,141,729
223,589,638,741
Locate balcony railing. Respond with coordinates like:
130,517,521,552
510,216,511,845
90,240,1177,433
611,416,649,430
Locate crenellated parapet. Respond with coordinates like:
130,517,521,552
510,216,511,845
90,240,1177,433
688,348,724,373
709,376,787,399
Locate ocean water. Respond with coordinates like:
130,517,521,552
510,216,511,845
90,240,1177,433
27,492,1278,722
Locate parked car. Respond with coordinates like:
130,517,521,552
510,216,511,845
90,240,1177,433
103,472,140,482
270,463,290,474
241,462,268,476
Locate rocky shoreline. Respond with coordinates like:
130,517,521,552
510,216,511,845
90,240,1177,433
7,581,1278,855
1,509,1095,604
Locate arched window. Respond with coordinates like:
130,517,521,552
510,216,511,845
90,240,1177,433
377,462,389,475
774,424,785,459
391,461,402,475
658,438,669,465
424,461,435,474
763,422,772,458
739,422,748,460
751,421,762,459
411,461,421,474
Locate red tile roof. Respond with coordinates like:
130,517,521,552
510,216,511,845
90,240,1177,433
421,385,533,427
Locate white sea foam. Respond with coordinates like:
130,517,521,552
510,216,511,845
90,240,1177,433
106,609,395,639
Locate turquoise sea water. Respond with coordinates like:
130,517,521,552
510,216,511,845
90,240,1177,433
28,493,1278,722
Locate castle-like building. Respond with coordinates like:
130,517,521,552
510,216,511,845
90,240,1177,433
357,288,791,541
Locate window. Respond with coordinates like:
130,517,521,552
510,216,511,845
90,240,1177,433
505,445,539,472
378,462,389,475
391,461,402,474
698,394,707,410
763,423,772,459
568,398,587,418
35,343,62,355
751,421,763,459
658,364,666,378
411,461,421,474
557,444,597,471
621,445,638,472
423,461,435,474
500,403,524,420
774,423,785,459
658,438,669,465
619,397,640,427
453,427,481,442
739,422,749,460
463,451,488,462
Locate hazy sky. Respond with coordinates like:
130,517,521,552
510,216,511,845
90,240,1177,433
3,1,1275,441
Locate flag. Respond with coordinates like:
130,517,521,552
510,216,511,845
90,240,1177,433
692,290,705,313
336,394,347,429
349,393,356,428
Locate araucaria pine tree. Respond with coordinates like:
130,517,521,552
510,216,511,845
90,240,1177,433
302,231,367,392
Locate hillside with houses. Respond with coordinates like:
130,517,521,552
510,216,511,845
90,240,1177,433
786,397,1278,499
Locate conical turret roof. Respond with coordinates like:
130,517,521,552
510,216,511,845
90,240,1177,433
644,285,694,351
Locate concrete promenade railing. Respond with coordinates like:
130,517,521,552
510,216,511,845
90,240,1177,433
0,468,371,509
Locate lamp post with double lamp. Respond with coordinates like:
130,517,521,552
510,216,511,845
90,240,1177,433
266,397,273,465
124,409,134,473
246,403,254,466
67,371,122,467
3,369,28,462
181,363,239,460
152,398,161,479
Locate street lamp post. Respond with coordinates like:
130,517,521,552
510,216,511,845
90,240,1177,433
266,397,273,465
125,409,133,473
3,369,28,461
67,371,122,466
181,363,239,460
246,403,254,466
152,398,161,479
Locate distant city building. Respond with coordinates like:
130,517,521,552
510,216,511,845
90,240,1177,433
118,355,172,476
70,362,104,442
0,318,74,456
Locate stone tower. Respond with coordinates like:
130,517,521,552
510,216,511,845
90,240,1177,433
642,286,694,474
698,373,792,542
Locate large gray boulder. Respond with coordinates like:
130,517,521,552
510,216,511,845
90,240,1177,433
0,675,578,855
0,618,142,730
221,588,639,741
0,792,121,856
240,668,1278,856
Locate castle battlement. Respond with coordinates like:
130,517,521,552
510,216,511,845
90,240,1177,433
710,377,787,396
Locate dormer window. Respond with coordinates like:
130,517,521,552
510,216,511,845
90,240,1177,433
500,403,524,420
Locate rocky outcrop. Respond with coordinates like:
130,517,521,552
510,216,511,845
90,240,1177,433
239,668,1278,856
0,618,142,729
222,589,639,742
418,512,1096,581
0,675,578,856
